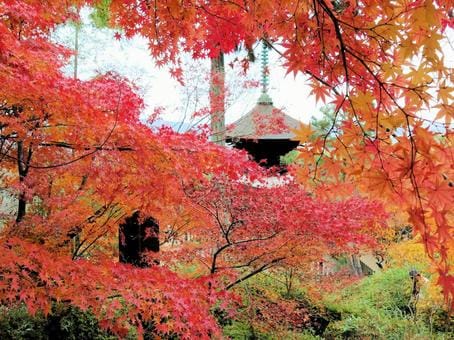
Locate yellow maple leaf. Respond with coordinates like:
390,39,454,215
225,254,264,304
437,85,453,105
292,123,314,144
434,104,454,125
379,112,406,131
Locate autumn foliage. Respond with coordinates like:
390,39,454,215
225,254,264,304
0,0,453,337
107,0,453,306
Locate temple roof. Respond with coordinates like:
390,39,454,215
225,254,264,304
226,102,301,140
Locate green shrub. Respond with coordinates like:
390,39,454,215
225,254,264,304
46,304,116,340
0,304,115,340
223,320,259,339
0,305,46,340
323,267,451,339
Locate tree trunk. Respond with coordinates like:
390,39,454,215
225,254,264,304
15,141,28,223
209,53,225,145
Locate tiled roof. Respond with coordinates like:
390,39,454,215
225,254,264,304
226,102,301,140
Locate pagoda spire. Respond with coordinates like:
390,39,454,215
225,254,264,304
258,40,273,105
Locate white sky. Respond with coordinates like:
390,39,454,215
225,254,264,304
52,8,320,127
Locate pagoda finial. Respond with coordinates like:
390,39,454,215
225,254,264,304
258,39,273,105
261,40,269,94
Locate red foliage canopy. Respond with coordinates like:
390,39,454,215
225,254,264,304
0,0,452,336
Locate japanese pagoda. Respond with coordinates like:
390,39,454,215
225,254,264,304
226,41,300,167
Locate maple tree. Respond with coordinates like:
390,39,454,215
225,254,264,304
164,174,387,287
0,0,253,336
106,0,453,305
0,0,453,337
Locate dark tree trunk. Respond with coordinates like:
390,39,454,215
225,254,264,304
16,141,31,223
16,194,26,223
